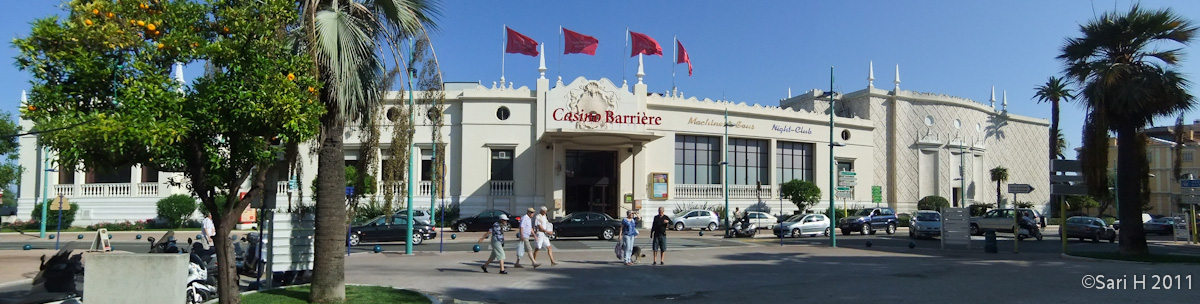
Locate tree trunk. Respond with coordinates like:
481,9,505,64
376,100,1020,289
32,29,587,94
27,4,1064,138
311,115,347,302
1116,128,1149,255
214,216,238,304
995,181,1002,207
1050,100,1060,160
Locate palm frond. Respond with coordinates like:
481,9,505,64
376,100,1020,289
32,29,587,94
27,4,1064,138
313,8,384,125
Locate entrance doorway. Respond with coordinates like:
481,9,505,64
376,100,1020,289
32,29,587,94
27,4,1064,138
952,187,961,207
564,150,619,218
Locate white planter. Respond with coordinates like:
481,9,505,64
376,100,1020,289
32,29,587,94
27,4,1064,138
270,212,314,272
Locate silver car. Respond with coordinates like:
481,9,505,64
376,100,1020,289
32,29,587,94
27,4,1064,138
745,211,779,230
909,211,942,239
394,209,432,226
671,209,719,231
774,214,831,237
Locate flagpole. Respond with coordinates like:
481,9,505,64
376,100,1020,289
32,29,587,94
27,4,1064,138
672,35,677,91
501,24,506,84
622,28,628,85
558,26,563,82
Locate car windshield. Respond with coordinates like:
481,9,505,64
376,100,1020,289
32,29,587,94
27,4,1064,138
915,213,940,221
855,210,874,216
787,215,805,222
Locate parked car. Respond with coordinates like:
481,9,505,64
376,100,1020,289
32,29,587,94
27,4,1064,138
349,215,437,246
1112,213,1152,230
838,207,898,235
1064,216,1116,243
451,209,515,232
671,209,720,231
773,214,830,238
969,208,1043,235
909,210,942,239
393,209,432,226
551,212,622,240
744,211,779,230
1143,217,1179,235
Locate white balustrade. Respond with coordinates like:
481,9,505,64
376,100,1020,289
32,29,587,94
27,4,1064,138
674,184,773,199
418,181,432,196
277,181,288,194
490,180,514,196
52,183,162,198
52,185,75,197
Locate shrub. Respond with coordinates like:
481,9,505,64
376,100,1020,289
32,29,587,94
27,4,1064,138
198,195,229,217
1015,201,1035,209
156,194,198,228
31,200,80,228
352,203,388,224
825,208,861,219
86,220,151,231
709,205,728,221
434,205,460,227
672,202,714,215
969,203,995,217
779,179,821,213
917,196,950,211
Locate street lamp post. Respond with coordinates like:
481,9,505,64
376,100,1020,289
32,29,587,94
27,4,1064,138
404,40,417,255
39,146,50,238
723,109,734,237
827,66,837,248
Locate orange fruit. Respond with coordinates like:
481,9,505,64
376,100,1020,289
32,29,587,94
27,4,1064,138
27,105,35,111
153,30,160,36
157,43,164,49
308,86,315,93
191,42,198,47
137,20,145,26
222,27,229,34
140,3,148,10
130,20,137,26
92,9,99,15
107,12,114,18
84,19,93,26
147,23,156,31
287,73,295,81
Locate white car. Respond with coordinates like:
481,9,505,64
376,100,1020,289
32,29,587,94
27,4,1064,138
744,211,779,230
671,209,720,231
773,214,831,237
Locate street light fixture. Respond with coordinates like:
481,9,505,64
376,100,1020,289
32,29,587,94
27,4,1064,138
723,109,735,237
824,66,839,248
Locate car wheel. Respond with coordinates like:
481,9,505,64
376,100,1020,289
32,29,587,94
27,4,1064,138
456,223,468,232
707,222,718,231
674,222,685,231
886,223,896,235
551,229,560,241
862,224,873,235
1079,237,1086,241
970,224,980,236
841,229,851,236
348,234,360,246
1092,232,1100,243
601,228,615,240
412,234,423,245
1108,235,1116,243
824,227,831,237
792,228,801,238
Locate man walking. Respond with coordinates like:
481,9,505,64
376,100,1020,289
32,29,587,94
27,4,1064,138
201,212,216,248
651,207,670,265
532,206,558,266
515,208,540,268
477,214,509,274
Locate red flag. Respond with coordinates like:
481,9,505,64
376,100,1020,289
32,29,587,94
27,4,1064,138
629,31,663,57
676,40,692,76
505,27,538,57
562,28,598,55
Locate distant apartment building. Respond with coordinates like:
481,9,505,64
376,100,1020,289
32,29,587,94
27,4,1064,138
1107,120,1200,215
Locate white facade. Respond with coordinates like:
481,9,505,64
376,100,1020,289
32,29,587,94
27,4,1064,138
15,62,1049,225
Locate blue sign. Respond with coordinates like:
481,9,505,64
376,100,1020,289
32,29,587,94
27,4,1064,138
345,186,355,196
1182,180,1200,188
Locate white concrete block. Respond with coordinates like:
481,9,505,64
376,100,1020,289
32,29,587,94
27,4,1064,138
84,253,188,304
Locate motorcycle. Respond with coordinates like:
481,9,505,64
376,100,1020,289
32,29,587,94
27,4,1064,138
1016,216,1043,241
727,219,758,238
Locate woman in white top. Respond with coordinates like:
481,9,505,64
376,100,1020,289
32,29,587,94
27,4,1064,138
532,206,558,266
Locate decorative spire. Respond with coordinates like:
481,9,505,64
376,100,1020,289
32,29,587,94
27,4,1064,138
21,90,27,103
636,54,645,84
788,87,792,99
868,61,875,88
174,62,185,84
893,64,900,91
989,86,996,109
499,76,505,90
537,43,546,79
1002,90,1008,111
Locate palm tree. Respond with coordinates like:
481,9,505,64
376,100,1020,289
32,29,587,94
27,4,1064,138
296,0,440,302
1033,76,1074,160
990,166,1008,207
1060,5,1196,256
1054,132,1068,160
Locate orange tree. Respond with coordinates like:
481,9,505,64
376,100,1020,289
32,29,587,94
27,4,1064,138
14,1,322,303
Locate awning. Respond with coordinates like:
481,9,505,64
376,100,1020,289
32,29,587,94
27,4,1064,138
541,128,662,146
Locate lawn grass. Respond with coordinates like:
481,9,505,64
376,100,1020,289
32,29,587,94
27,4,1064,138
1071,251,1200,264
241,285,430,304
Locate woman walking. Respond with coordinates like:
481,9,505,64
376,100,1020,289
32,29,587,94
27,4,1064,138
477,214,509,274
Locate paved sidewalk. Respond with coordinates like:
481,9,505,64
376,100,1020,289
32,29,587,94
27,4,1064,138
346,243,1197,304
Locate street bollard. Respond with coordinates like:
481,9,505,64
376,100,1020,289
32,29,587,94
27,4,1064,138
984,230,998,253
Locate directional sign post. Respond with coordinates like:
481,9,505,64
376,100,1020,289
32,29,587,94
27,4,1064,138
1007,184,1034,194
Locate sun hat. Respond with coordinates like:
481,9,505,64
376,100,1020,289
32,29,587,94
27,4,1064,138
499,214,509,221
527,207,536,214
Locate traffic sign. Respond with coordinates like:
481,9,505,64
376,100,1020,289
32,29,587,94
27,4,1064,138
838,181,857,187
839,171,856,176
838,176,857,182
1183,179,1200,188
836,187,851,191
835,191,853,198
1007,184,1034,194
871,186,882,204
50,197,70,211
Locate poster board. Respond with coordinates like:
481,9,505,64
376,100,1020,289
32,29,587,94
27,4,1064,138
650,172,669,199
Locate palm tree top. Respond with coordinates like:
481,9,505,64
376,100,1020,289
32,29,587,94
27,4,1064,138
1033,76,1074,103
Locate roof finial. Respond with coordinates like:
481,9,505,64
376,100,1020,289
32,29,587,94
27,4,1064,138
21,90,27,103
868,61,875,88
636,54,645,84
538,43,547,79
893,64,900,91
788,87,792,99
1002,90,1008,111
989,86,996,109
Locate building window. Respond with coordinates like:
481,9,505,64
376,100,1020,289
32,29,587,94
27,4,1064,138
142,166,158,183
674,135,721,184
777,141,815,183
58,165,74,184
491,149,514,181
1185,151,1194,162
496,106,511,121
727,138,768,185
421,149,434,181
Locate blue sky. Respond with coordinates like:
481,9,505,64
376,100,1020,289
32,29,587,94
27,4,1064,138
3,1,1200,158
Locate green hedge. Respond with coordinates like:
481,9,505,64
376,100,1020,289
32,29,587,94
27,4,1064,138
917,196,950,211
31,200,80,228
156,194,198,228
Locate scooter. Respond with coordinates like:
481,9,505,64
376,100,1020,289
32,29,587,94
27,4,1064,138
13,248,84,304
185,240,218,304
1016,217,1043,241
727,220,758,238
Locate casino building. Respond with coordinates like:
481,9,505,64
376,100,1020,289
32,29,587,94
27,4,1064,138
14,59,1050,225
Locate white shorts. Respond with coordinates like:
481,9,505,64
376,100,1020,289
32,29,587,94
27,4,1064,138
536,232,551,249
